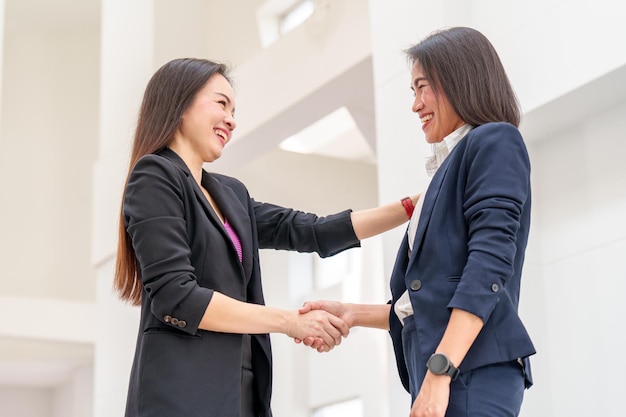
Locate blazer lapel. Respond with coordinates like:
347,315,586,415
202,173,254,281
158,148,253,282
158,148,225,228
406,162,450,272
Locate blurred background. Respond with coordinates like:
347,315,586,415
0,0,625,416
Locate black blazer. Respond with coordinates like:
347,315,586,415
122,148,359,417
389,123,536,393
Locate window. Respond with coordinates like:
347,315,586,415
312,398,363,417
314,250,353,290
257,0,315,48
279,0,314,35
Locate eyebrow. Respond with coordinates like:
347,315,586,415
215,92,236,114
215,92,232,103
412,77,427,88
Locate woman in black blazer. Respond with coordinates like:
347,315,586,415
114,58,417,417
300,27,535,417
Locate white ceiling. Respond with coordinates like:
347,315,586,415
3,0,100,34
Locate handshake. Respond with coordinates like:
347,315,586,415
287,300,356,353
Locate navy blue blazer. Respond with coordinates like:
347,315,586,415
122,148,359,417
389,122,536,392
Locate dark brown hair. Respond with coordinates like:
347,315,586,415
114,58,231,305
405,27,520,127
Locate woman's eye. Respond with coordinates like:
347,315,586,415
217,100,227,107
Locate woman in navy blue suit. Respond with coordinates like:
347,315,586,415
114,58,417,417
301,27,536,417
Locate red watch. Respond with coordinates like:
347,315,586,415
401,197,415,219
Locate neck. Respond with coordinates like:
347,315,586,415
167,144,204,185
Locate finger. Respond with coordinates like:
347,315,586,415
301,311,338,347
317,343,331,353
323,319,343,346
317,323,339,348
298,303,312,314
327,314,350,338
303,336,317,347
304,312,338,347
309,337,324,350
299,301,321,314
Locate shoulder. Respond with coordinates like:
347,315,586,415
464,122,526,153
469,122,522,140
130,153,187,182
467,122,523,143
125,153,191,200
133,153,181,174
461,122,530,176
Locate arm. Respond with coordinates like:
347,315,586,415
350,195,419,240
410,309,483,417
342,302,391,330
254,194,419,256
296,301,390,350
200,292,349,352
434,309,484,369
125,157,348,350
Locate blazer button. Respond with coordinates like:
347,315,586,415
491,283,499,292
177,320,187,328
163,315,172,323
410,280,422,291
171,317,179,326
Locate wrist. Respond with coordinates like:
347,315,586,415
281,309,298,338
426,352,460,381
401,196,415,219
342,303,356,328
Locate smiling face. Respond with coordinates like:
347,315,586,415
410,64,464,144
170,73,237,168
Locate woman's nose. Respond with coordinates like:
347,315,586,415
225,114,236,130
412,99,424,113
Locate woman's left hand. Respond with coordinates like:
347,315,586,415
409,372,451,417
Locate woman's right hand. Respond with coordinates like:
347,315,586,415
287,308,349,352
294,300,353,351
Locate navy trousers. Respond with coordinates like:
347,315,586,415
402,318,526,417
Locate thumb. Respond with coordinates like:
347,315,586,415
298,301,314,314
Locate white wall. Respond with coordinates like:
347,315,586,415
523,98,626,417
368,0,626,415
52,364,94,417
0,1,99,415
0,14,98,302
0,386,53,417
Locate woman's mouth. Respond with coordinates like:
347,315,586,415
214,129,227,145
421,114,433,124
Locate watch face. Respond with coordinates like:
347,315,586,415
428,354,449,374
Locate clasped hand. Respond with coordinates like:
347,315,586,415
292,300,351,353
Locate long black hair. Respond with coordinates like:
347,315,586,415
114,58,231,305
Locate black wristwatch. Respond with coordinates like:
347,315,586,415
427,353,460,380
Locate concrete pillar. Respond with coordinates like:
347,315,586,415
92,1,214,415
0,0,4,137
92,1,154,416
367,0,446,415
